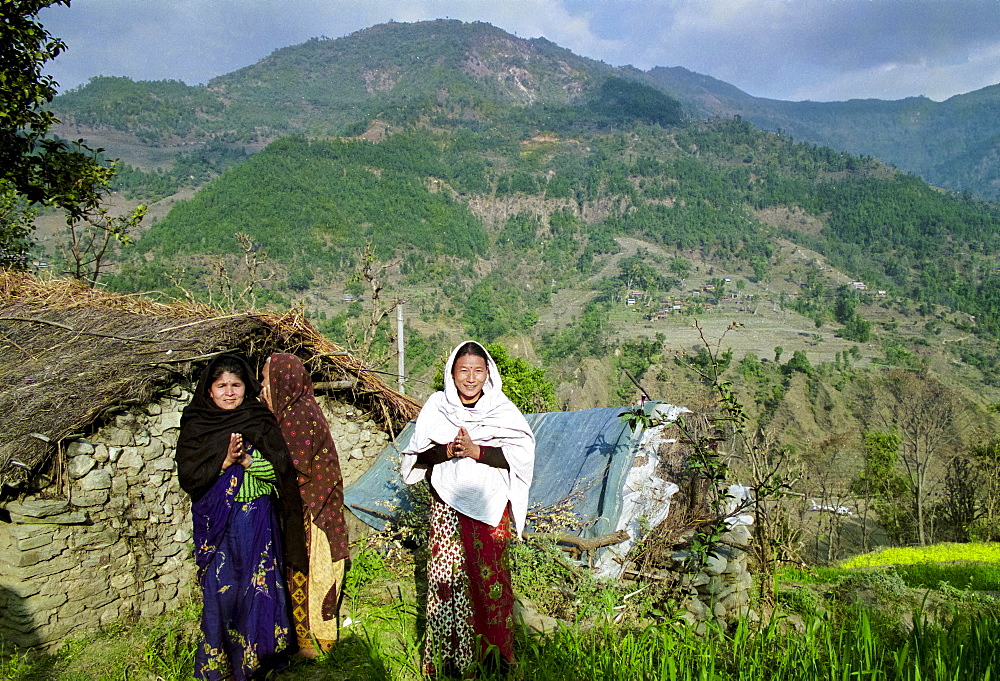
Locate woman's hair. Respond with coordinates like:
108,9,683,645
207,356,249,389
451,342,489,373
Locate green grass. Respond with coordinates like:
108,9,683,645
831,542,1000,592
8,608,1000,681
0,600,201,681
325,607,1000,681
776,566,852,584
840,542,1000,569
781,543,1000,591
6,545,1000,680
895,562,1000,591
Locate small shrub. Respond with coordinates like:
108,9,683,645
835,566,908,600
935,580,999,606
777,566,851,584
345,540,391,606
509,539,581,619
777,585,822,615
375,478,432,552
896,562,1000,591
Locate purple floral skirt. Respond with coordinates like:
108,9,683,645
192,468,293,680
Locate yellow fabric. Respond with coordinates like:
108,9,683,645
292,518,344,652
308,519,343,642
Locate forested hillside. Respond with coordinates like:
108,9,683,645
53,19,1000,202
114,115,1000,344
130,135,486,263
44,20,1000,362
646,67,1000,201
31,19,1000,550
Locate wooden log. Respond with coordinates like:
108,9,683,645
621,568,675,582
314,379,358,391
524,529,630,560
351,504,393,520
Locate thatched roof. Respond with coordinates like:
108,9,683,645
0,271,421,491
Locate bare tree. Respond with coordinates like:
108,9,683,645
850,429,910,546
349,241,402,363
938,456,981,541
738,428,805,577
875,371,967,545
61,202,146,287
807,469,854,564
206,232,275,312
956,437,1000,541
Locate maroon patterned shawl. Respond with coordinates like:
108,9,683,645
267,354,349,565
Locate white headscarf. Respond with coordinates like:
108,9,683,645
401,341,535,537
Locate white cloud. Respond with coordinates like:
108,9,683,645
37,0,1000,101
790,41,1000,102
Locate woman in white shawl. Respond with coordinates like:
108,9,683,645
401,341,535,677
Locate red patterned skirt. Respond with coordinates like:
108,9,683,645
424,498,515,677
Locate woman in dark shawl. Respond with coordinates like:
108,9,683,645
176,354,307,680
261,353,350,656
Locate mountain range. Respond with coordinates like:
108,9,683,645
50,19,1000,200
645,66,1000,201
38,20,1000,412
30,19,1000,553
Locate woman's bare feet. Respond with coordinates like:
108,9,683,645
295,644,320,659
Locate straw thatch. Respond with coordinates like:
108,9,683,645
0,271,421,490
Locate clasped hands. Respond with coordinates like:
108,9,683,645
446,427,481,460
221,432,252,470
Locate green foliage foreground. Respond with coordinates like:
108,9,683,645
6,544,1000,681
520,612,1000,681
4,602,998,681
7,506,1000,681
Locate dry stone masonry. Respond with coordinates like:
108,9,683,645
669,523,756,632
318,397,394,486
0,387,393,650
0,386,194,650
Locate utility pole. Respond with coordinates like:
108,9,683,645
396,303,405,394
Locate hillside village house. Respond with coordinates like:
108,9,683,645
0,272,418,650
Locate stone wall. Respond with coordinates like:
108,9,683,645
669,523,756,632
0,385,195,650
319,397,394,486
0,387,393,650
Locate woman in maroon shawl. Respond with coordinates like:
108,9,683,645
176,354,307,680
261,353,349,655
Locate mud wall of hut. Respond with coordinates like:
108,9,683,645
0,387,392,650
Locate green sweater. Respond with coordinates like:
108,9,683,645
234,449,278,502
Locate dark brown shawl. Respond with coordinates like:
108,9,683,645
176,354,308,572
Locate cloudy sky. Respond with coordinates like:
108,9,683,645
38,0,1000,103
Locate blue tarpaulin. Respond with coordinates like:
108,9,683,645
343,406,649,539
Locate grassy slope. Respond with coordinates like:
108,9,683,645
7,545,1000,680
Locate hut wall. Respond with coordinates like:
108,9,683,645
0,386,195,650
318,396,394,486
0,387,392,650
671,524,756,630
